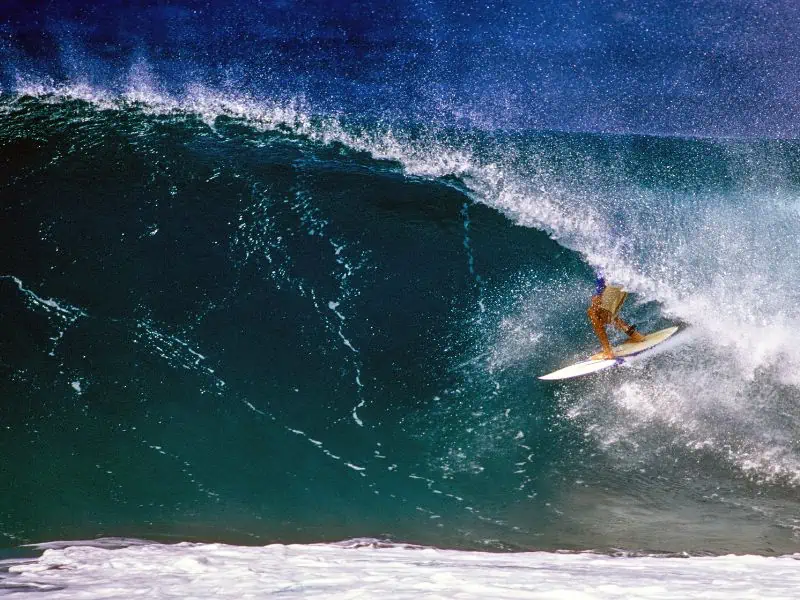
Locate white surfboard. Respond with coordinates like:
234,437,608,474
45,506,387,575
539,326,679,381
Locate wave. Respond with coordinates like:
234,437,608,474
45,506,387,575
3,83,800,552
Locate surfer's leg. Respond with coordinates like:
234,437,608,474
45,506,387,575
612,316,646,342
588,303,615,359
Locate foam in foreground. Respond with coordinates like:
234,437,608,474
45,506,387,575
2,540,799,599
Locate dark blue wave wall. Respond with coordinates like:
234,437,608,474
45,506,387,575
3,0,800,136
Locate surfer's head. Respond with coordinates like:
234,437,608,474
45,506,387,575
594,276,606,295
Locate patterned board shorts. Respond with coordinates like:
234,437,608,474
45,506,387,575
599,285,628,318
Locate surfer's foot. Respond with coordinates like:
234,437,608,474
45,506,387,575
602,351,615,360
629,331,646,343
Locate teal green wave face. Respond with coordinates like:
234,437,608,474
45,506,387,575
2,95,800,555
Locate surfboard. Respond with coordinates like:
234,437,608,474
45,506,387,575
538,326,679,381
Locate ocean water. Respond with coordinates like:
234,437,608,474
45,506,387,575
2,0,800,596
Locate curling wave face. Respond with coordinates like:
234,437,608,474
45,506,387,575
2,84,800,554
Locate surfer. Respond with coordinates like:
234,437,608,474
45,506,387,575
588,276,645,359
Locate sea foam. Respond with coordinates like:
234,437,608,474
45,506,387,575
2,540,798,599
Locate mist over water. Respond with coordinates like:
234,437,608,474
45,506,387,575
4,0,800,136
2,0,800,562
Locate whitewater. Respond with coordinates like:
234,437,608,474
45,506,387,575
1,539,799,599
